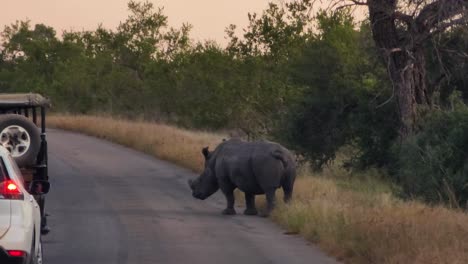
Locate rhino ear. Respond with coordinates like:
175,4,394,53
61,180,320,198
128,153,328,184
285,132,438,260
202,147,210,159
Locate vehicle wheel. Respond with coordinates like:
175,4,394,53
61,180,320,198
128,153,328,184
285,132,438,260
0,114,40,166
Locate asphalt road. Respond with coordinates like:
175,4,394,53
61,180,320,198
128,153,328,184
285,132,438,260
42,130,337,264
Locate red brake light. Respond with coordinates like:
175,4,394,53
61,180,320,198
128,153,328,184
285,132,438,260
0,180,23,200
7,250,27,257
7,182,18,191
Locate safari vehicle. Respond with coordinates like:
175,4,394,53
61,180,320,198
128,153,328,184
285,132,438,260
0,93,51,235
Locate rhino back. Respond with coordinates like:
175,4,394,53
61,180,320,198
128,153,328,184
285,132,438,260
213,142,261,194
212,140,290,193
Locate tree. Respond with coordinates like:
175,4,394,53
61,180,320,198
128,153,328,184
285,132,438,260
225,0,314,136
285,10,398,169
336,0,468,137
0,21,62,93
226,0,313,61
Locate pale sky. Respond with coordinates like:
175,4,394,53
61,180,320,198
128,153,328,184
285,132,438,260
0,0,278,45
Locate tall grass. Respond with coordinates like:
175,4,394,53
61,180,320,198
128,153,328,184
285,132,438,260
272,174,468,263
49,114,468,264
48,114,223,172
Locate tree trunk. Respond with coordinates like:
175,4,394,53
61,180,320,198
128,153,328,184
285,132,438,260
368,0,430,137
390,48,429,137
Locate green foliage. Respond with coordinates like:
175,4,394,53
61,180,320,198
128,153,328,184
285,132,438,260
226,0,313,60
282,10,398,169
396,96,468,207
0,1,191,115
145,43,240,128
224,0,314,136
0,21,61,93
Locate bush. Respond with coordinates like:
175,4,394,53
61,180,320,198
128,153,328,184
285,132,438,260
281,13,398,170
396,104,468,207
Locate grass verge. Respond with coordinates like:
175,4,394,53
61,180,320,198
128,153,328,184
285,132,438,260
48,114,223,171
49,114,468,264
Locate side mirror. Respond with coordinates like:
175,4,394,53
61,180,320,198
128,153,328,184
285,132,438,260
29,180,50,195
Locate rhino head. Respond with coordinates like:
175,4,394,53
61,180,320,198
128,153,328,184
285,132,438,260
188,147,219,200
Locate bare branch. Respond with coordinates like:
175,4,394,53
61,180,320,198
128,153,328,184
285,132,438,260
394,11,415,27
348,0,368,5
328,0,368,11
416,0,468,31
417,17,467,43
431,16,467,34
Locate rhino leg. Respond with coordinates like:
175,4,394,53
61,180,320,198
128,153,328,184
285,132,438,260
243,193,258,215
282,179,294,203
282,166,296,203
221,187,236,215
261,188,277,217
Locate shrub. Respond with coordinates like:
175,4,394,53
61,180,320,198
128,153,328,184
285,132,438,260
396,103,468,207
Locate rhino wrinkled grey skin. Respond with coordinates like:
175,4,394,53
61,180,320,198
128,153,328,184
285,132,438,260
188,138,296,217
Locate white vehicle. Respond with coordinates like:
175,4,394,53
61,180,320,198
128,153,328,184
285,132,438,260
0,146,48,264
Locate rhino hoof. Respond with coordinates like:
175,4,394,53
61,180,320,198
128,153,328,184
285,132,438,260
222,208,237,215
244,208,258,216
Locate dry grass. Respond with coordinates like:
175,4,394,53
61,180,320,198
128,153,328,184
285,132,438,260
272,172,468,264
49,114,468,264
48,114,223,172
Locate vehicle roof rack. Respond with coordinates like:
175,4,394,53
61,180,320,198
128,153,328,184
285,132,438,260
0,93,51,109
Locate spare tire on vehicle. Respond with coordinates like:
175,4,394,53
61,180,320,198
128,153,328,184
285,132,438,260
0,114,40,167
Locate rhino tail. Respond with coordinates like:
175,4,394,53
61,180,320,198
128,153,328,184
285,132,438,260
271,149,288,168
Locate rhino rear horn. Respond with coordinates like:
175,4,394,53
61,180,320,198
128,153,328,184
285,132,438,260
202,147,210,159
